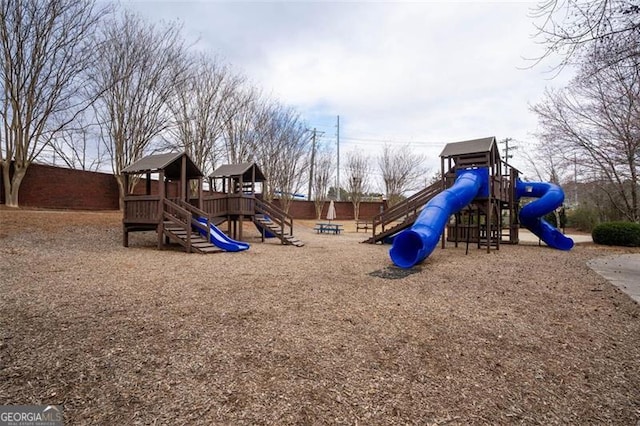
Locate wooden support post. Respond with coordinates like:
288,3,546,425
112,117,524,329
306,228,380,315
181,155,187,202
158,170,165,250
146,172,151,195
476,205,481,250
441,156,446,250
123,173,129,247
123,225,129,247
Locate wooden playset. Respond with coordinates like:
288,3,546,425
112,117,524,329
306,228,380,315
364,136,520,251
121,152,303,253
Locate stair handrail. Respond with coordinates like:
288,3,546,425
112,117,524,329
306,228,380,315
255,198,293,238
162,198,194,252
371,180,443,236
176,200,210,237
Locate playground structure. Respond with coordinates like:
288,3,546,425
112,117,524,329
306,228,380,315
121,152,303,253
363,137,573,268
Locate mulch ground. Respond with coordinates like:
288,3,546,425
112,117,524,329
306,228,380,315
1,208,639,425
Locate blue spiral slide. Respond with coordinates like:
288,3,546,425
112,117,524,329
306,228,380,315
195,218,249,252
516,180,573,251
389,168,573,268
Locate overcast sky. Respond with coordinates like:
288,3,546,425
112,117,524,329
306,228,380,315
124,0,573,180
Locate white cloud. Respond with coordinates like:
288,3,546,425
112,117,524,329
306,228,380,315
123,0,574,176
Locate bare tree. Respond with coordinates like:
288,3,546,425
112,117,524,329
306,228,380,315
45,110,106,171
531,0,640,71
221,86,262,165
345,151,371,220
0,0,109,207
531,50,640,221
378,144,428,206
163,53,244,177
90,11,190,208
254,101,311,212
312,149,334,219
522,139,571,185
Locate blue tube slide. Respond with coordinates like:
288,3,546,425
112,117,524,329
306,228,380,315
196,218,249,252
516,181,573,251
390,168,489,268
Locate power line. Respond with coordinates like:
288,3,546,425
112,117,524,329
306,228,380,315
340,136,443,146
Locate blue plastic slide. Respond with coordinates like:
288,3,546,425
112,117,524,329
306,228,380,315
516,181,574,251
390,168,489,268
254,214,276,238
196,218,249,252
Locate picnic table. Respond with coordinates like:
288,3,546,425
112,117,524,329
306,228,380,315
314,222,343,234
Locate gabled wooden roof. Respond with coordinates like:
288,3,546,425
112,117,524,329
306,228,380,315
121,152,203,180
210,162,266,182
439,136,499,158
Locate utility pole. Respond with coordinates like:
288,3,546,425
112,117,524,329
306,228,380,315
308,128,317,200
336,115,340,201
500,137,517,162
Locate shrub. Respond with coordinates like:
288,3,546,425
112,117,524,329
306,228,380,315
543,211,558,227
567,207,599,232
592,222,640,247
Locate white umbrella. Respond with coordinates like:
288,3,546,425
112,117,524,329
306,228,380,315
326,200,336,223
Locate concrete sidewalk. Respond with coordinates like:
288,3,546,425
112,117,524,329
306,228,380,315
518,229,593,244
518,230,639,304
588,254,640,304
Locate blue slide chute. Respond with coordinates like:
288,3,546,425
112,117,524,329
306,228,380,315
196,218,249,252
516,181,573,251
254,215,276,238
390,168,489,269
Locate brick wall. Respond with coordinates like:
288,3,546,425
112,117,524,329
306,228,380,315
1,163,120,210
1,163,387,217
274,200,385,220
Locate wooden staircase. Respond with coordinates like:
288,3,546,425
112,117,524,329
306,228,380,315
160,199,220,254
163,223,220,253
254,199,304,247
363,180,444,244
254,214,304,247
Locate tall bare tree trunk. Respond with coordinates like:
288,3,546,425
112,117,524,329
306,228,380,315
1,161,26,208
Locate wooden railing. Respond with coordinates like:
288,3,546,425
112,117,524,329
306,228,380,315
161,199,210,253
228,194,255,216
123,195,161,224
255,198,293,238
162,199,193,252
177,199,211,238
202,194,255,218
371,180,443,236
202,195,227,217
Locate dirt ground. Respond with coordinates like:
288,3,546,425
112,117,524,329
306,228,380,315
1,208,639,425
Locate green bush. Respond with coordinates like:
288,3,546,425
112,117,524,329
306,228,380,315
592,222,640,247
543,211,558,227
543,209,567,229
567,207,599,232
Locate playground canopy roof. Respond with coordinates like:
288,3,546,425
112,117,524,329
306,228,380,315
210,162,266,182
439,136,499,159
121,152,203,180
